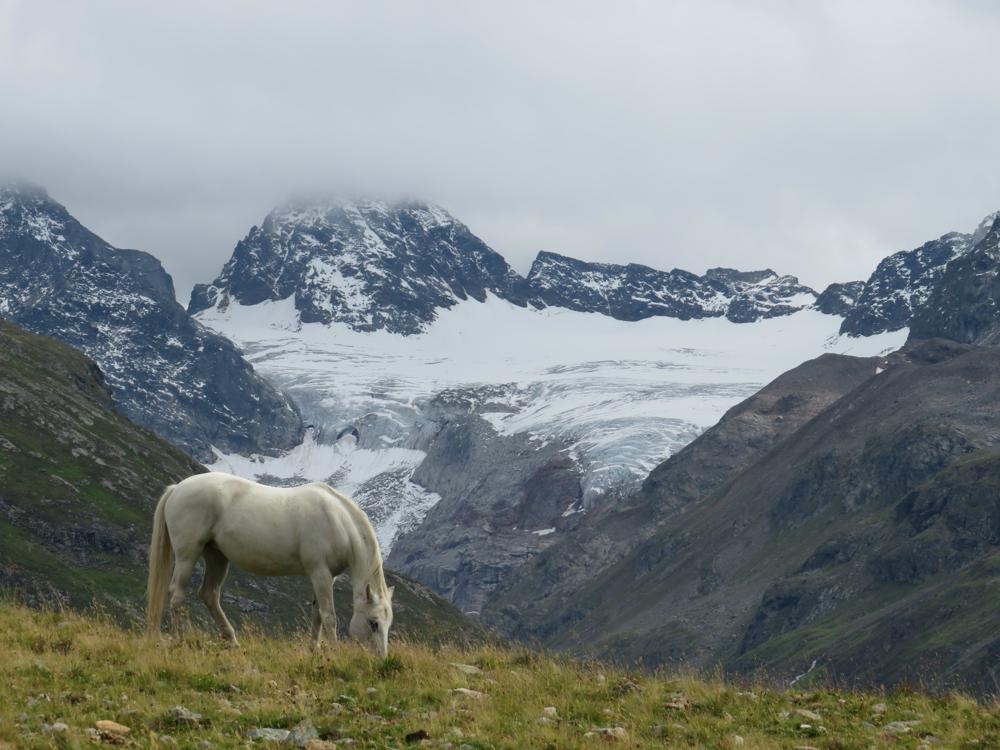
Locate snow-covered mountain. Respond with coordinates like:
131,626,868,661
192,198,908,568
189,199,527,335
190,196,827,334
0,183,302,460
841,211,1000,337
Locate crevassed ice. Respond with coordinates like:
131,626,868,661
198,295,907,550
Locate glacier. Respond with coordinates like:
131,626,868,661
198,294,905,552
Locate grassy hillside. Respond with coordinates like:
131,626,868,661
0,318,485,644
1,603,998,749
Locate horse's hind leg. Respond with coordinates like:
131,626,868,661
168,549,200,636
311,598,322,647
200,544,237,644
307,567,337,650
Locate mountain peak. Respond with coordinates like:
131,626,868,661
190,197,525,334
0,180,51,205
841,209,1000,337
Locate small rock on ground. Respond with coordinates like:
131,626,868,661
450,663,482,674
303,741,337,750
169,705,203,724
289,719,320,746
884,720,921,733
450,688,487,700
586,727,627,740
249,727,292,742
794,709,822,721
42,722,69,733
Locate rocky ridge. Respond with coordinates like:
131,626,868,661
190,197,826,332
840,211,999,337
0,183,302,460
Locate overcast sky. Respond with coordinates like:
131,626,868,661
2,1,999,303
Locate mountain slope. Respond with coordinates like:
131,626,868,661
0,183,302,460
483,352,883,641
0,318,484,642
493,338,1000,693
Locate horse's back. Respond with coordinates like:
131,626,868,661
164,473,352,576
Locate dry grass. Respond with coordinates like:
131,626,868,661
0,602,997,749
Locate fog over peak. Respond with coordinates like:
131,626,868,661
2,0,999,303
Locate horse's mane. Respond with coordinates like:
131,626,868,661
318,483,390,598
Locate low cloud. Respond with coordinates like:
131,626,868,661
2,0,999,301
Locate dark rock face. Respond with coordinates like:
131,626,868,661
909,216,1000,345
387,388,584,615
489,339,1000,694
814,280,865,316
526,252,817,323
0,183,302,460
189,199,528,335
840,211,998,337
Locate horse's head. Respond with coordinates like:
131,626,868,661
350,582,394,657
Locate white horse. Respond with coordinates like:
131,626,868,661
147,472,394,656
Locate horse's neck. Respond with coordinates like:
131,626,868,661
348,541,385,603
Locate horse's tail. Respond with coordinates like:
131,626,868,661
146,484,175,636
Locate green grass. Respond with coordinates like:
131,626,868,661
1,603,998,749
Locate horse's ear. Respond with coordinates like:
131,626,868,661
366,583,373,603
387,585,395,600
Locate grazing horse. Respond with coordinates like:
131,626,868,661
147,472,394,655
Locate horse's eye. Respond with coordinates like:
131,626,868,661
369,619,379,633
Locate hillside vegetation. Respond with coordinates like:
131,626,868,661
1,603,998,750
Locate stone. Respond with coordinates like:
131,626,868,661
248,727,292,742
450,663,482,674
588,727,627,740
724,736,745,747
95,720,131,736
42,722,69,733
169,705,203,724
289,719,320,746
450,688,487,700
872,703,887,715
884,720,921,733
303,742,338,750
794,709,822,721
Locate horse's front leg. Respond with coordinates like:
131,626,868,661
307,568,337,650
310,598,322,648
